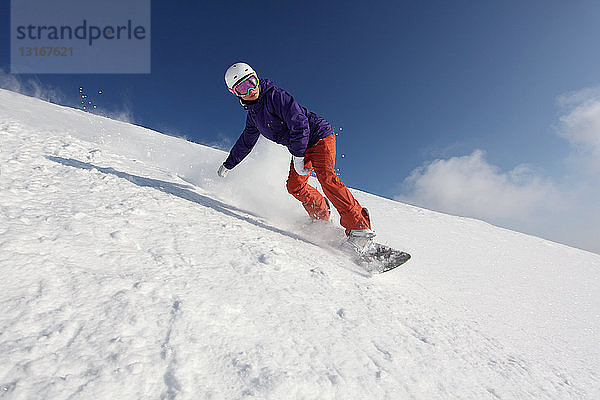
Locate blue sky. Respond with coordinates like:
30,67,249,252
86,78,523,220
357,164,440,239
2,1,599,253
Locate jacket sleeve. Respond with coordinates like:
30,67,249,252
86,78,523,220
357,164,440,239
273,89,310,157
224,114,260,169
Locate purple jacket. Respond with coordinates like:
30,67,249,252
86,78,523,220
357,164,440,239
224,78,333,169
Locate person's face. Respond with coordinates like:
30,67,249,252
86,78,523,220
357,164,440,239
240,85,259,101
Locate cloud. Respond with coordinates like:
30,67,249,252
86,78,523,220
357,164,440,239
557,89,600,175
396,150,562,222
395,87,600,254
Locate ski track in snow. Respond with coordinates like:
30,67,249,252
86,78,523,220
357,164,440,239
1,90,599,399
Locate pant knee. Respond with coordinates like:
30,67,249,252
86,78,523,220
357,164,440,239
286,177,304,195
316,171,341,190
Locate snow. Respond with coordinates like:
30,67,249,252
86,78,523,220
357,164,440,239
1,88,599,399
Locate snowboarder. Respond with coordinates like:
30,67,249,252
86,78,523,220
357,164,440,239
217,62,375,251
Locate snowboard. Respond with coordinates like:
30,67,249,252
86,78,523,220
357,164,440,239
353,243,411,274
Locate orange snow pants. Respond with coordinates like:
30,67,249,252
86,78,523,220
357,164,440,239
286,134,371,236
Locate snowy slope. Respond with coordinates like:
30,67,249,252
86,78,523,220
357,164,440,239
1,88,599,399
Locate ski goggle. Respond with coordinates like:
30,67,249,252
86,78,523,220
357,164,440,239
229,73,259,97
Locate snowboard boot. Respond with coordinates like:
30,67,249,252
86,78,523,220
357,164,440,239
342,228,376,255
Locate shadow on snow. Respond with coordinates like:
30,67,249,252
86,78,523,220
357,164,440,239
46,155,317,247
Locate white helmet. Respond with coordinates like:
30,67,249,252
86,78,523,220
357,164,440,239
225,62,256,90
